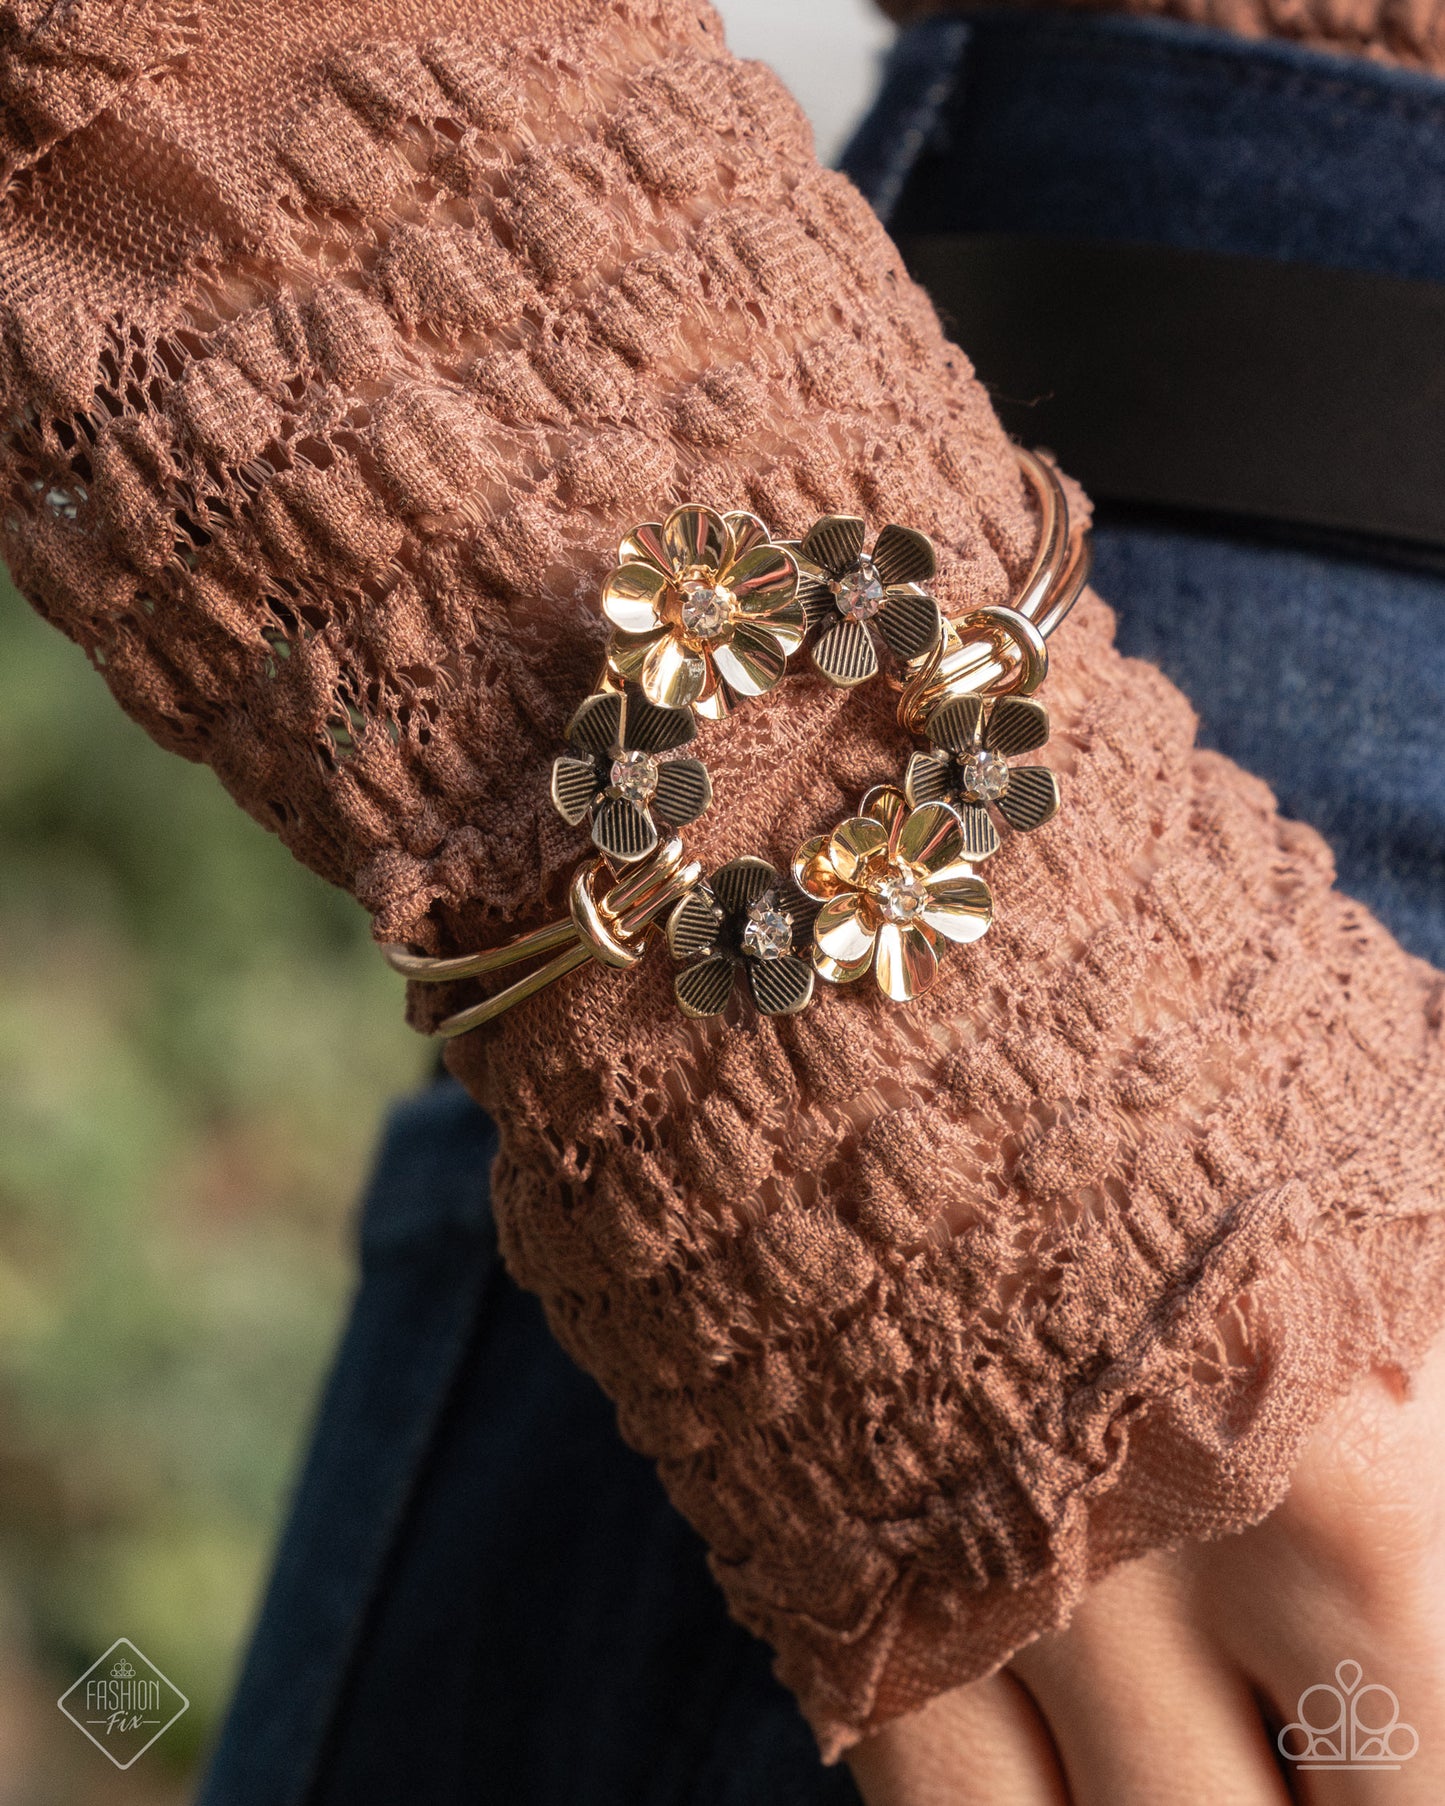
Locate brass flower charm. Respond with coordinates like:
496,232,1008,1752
793,516,943,688
904,694,1061,835
792,786,992,1002
667,857,819,1018
551,689,711,864
601,504,804,718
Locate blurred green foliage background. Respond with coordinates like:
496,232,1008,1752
0,575,423,1802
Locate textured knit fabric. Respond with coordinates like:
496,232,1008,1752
2,0,1444,1762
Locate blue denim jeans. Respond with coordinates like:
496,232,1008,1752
201,16,1445,1804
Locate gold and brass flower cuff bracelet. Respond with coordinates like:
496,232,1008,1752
384,447,1089,1034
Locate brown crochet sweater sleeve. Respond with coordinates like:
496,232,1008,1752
3,0,1444,1760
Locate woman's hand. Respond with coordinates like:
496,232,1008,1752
850,1329,1445,1804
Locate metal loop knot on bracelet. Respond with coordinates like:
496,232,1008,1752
384,839,701,1037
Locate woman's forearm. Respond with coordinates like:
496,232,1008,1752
0,0,1036,950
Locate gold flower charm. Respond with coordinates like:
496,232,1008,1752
551,689,711,864
793,516,943,688
904,694,1061,835
667,857,819,1018
601,504,804,718
792,786,992,1002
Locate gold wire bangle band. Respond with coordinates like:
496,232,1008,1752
896,452,1086,733
1014,445,1070,621
431,942,595,1038
1034,519,1091,643
388,838,702,1035
381,915,577,983
1007,445,1090,642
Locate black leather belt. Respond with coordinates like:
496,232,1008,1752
900,232,1445,554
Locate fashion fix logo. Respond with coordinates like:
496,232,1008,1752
57,1638,189,1769
1277,1659,1418,1771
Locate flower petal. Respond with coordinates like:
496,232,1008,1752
667,887,725,961
801,514,865,576
792,834,841,901
550,754,600,825
711,856,777,916
566,690,624,754
921,873,993,943
723,511,771,559
877,588,942,662
897,800,963,873
591,797,658,863
663,502,729,574
792,561,836,632
778,881,821,941
827,815,888,884
601,561,668,634
985,695,1051,758
674,954,738,1018
622,692,696,754
710,622,787,697
812,953,870,982
728,543,797,609
953,804,1001,864
652,756,712,827
812,615,878,688
642,633,707,709
749,595,805,654
692,682,731,722
872,522,936,589
903,750,951,808
996,764,1060,831
607,629,663,684
748,953,814,1016
927,694,984,754
863,785,908,837
619,521,669,569
875,921,938,1001
815,895,877,965
814,945,874,985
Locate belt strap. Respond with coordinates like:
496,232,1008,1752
900,232,1445,552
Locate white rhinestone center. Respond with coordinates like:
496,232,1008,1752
680,581,732,639
875,866,928,922
959,748,1009,802
609,749,660,804
834,556,886,622
741,895,792,961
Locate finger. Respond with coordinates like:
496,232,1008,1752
1197,1525,1444,1806
1186,1339,1445,1806
1011,1551,1291,1806
848,1669,1069,1806
1280,1657,1436,1806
